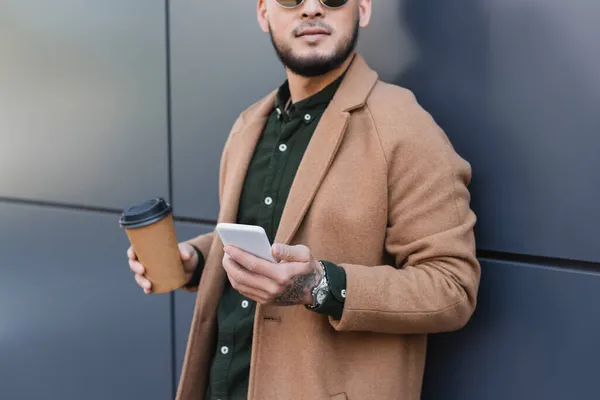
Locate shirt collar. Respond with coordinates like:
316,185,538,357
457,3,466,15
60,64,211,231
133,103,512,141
275,65,349,117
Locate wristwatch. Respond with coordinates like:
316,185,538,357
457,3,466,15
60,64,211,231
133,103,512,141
307,261,330,309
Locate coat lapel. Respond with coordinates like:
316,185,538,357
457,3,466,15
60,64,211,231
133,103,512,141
219,92,277,224
273,108,350,245
274,54,379,245
200,92,276,297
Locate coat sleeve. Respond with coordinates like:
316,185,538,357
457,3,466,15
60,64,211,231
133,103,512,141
329,101,480,335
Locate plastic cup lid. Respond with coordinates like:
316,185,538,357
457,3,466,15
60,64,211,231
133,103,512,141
119,197,172,229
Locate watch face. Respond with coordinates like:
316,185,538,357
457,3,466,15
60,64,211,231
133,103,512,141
316,288,328,304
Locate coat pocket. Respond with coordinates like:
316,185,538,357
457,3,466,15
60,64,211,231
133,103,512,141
330,393,347,400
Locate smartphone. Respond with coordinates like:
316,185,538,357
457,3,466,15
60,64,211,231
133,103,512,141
215,223,276,263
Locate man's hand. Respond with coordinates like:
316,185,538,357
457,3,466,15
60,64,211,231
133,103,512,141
128,243,199,294
223,244,324,306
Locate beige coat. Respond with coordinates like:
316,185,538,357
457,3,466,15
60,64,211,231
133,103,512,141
176,54,480,400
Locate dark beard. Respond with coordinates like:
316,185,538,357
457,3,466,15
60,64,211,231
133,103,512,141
269,18,359,78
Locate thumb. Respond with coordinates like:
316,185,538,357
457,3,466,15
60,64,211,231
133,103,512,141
179,244,194,261
272,244,310,262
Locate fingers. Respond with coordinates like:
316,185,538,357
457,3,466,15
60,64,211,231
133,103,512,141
223,254,279,297
127,246,137,261
233,283,270,304
134,273,152,294
129,259,145,275
224,245,312,286
224,246,279,280
272,244,311,263
128,251,151,294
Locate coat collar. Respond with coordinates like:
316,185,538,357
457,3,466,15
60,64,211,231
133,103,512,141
222,54,379,245
334,53,380,112
240,54,378,128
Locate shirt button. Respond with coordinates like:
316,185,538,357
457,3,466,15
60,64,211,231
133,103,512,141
221,346,229,355
241,300,249,309
264,196,273,206
304,114,312,122
341,289,346,298
278,143,288,152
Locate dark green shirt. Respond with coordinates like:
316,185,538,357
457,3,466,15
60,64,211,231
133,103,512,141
204,75,347,400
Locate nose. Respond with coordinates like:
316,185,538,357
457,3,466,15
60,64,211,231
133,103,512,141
301,0,325,18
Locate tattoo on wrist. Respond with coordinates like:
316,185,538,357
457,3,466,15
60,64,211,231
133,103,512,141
275,263,324,306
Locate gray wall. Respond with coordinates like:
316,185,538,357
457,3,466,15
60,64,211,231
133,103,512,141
0,0,170,209
0,0,598,399
394,1,600,399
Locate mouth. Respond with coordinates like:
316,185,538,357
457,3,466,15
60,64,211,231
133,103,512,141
296,28,331,39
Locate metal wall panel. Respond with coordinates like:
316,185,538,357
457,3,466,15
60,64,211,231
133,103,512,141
173,222,215,382
388,0,600,262
0,1,169,209
170,0,284,221
422,259,600,400
482,0,600,262
357,0,419,83
0,203,171,400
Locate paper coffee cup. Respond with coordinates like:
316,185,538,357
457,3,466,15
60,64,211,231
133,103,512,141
119,198,187,294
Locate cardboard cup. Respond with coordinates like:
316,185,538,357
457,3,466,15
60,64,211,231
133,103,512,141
120,199,187,294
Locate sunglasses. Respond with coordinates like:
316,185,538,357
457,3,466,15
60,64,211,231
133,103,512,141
276,0,349,9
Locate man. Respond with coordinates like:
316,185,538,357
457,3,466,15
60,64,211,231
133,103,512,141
128,0,480,399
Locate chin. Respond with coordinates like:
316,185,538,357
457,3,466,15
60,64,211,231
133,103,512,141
294,50,335,63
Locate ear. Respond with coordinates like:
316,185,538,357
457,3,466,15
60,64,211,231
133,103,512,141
358,0,372,28
257,0,270,33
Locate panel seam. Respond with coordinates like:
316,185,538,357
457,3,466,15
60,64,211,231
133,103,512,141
164,0,177,397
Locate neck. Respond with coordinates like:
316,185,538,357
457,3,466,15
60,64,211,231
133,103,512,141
285,52,355,104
